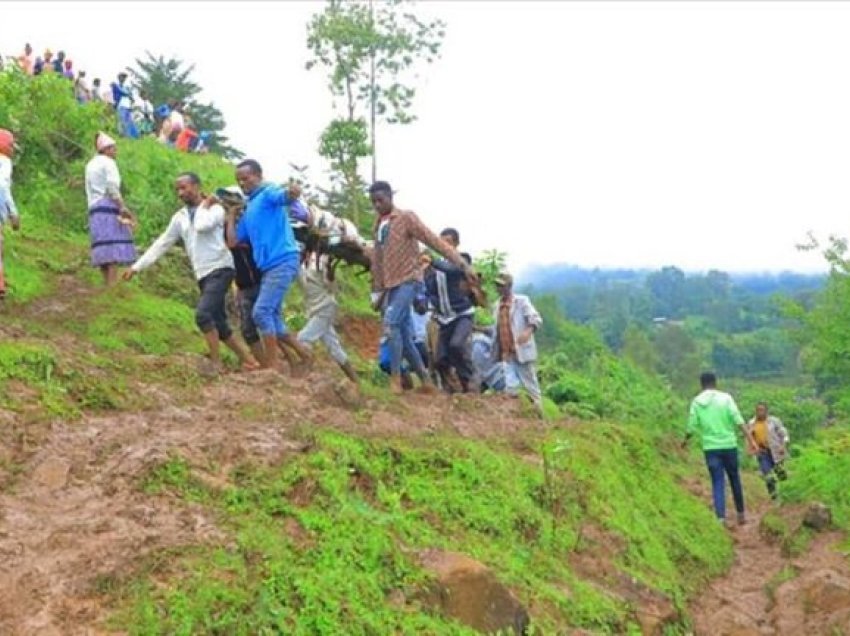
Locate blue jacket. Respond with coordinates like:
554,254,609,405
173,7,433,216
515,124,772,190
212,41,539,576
424,259,475,325
236,183,299,272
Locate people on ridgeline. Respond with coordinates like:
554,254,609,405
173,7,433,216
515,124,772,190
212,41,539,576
111,73,138,139
123,173,258,372
224,159,314,372
74,70,90,103
62,59,74,80
84,132,137,286
746,402,790,502
134,91,155,136
492,272,543,413
683,372,757,526
0,129,22,298
296,251,358,383
52,50,66,75
33,56,44,76
17,43,33,75
90,78,103,102
369,180,476,395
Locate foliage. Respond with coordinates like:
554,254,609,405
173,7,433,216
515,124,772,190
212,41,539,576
114,426,731,634
127,52,241,159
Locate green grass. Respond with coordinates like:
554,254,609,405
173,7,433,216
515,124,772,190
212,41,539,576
109,425,732,634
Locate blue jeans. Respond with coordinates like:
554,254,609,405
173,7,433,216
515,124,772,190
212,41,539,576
253,254,299,337
757,449,778,498
704,449,745,520
383,281,426,377
117,106,139,139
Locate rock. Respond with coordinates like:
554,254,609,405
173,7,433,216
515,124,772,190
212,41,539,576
32,457,71,490
803,502,833,531
804,570,850,613
310,377,362,409
419,549,530,635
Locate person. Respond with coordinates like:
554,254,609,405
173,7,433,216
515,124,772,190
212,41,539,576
224,159,313,372
63,59,74,80
369,180,475,395
84,132,136,286
111,73,138,138
134,91,154,136
682,372,756,525
17,43,33,75
33,56,44,76
40,50,53,74
296,252,358,382
0,130,22,298
746,402,790,501
492,272,543,412
123,173,258,372
424,230,477,393
52,50,66,75
167,102,185,143
90,78,103,102
74,71,90,104
470,327,506,393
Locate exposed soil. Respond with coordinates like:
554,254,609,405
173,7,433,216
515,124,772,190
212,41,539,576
690,504,850,635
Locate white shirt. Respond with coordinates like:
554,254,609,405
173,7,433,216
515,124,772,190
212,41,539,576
84,153,121,207
169,110,185,133
132,204,234,281
0,155,18,219
298,254,338,317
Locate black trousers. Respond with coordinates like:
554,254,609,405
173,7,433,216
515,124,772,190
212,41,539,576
436,315,474,389
196,268,235,340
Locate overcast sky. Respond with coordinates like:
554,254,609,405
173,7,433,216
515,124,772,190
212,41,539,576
4,1,850,276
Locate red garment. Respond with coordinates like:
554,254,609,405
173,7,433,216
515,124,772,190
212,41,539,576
0,129,14,156
175,128,198,152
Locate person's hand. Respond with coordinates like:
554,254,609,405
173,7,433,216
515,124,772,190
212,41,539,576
10,216,20,231
121,268,136,282
201,194,218,209
517,326,534,346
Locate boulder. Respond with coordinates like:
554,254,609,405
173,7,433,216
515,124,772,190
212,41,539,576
803,502,833,531
419,549,530,635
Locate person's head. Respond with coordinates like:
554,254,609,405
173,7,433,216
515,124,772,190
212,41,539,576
175,172,202,205
235,159,263,195
755,402,769,420
0,129,15,159
43,49,52,61
369,181,394,216
494,272,513,298
419,250,433,270
24,43,32,55
64,59,72,70
139,90,148,100
56,50,65,61
78,70,86,79
117,72,128,84
440,228,460,248
700,372,717,390
95,132,117,159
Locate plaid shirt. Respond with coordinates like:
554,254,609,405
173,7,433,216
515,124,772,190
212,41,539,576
371,208,465,291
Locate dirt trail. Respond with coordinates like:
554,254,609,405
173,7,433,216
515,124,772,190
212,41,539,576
690,505,850,635
0,365,542,635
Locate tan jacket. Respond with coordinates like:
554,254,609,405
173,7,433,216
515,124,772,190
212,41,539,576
746,416,790,462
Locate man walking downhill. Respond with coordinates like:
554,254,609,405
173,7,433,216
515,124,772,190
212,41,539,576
492,272,543,414
123,173,257,372
746,402,790,502
297,252,358,382
224,160,313,372
0,129,22,298
368,180,476,395
683,372,756,526
424,230,478,393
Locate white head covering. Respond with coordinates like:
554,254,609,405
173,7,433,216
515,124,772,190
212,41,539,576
95,132,116,152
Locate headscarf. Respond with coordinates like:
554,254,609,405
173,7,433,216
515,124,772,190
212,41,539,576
95,132,116,152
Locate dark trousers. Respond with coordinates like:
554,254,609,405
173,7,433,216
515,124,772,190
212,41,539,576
704,448,745,520
757,449,778,499
237,285,260,345
436,315,474,390
196,268,235,340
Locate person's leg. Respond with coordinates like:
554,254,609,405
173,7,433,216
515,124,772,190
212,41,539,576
238,286,264,366
276,258,313,365
758,450,778,500
253,263,289,370
0,231,6,296
504,360,521,397
704,450,727,521
211,275,256,370
722,449,746,521
104,263,118,286
435,323,453,391
447,316,474,391
383,283,417,393
196,270,228,367
517,362,543,413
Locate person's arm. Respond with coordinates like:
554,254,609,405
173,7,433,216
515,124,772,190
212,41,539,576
517,297,542,345
123,216,181,280
682,400,698,448
730,399,756,451
225,207,248,249
194,203,225,233
775,417,790,446
405,211,473,276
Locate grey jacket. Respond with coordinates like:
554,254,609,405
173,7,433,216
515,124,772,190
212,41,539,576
491,294,542,364
746,415,790,462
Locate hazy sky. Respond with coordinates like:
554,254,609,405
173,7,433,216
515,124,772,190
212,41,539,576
4,1,850,275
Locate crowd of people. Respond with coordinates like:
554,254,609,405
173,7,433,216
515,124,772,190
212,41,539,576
4,44,211,154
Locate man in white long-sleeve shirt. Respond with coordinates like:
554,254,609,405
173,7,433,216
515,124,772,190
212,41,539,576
123,172,257,372
0,129,21,298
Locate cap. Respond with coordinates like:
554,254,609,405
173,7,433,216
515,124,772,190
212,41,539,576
494,272,513,287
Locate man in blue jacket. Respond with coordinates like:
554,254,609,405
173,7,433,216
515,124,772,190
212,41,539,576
225,159,313,371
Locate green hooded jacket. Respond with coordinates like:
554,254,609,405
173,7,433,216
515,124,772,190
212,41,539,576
687,389,744,451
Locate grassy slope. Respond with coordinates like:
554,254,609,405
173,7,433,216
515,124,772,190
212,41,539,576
0,70,745,633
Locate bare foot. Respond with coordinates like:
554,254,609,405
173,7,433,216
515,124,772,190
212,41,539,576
389,376,404,395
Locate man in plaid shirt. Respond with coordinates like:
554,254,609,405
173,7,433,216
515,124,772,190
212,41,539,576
369,181,477,394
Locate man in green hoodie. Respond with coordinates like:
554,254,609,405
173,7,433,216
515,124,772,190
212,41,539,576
682,372,756,526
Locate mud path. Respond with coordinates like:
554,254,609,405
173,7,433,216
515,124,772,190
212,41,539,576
690,505,850,635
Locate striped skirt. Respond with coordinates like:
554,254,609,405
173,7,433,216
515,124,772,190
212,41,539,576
89,198,136,267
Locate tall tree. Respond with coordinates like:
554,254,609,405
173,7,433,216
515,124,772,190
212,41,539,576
127,52,242,159
306,0,445,220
